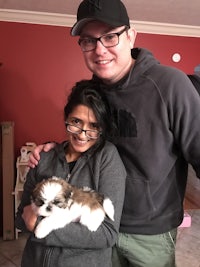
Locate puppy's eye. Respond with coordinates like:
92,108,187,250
53,199,61,205
35,199,45,207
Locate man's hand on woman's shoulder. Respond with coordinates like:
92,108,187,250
28,143,56,168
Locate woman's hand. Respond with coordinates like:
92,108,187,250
22,205,37,232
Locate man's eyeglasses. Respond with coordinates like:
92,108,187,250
78,27,128,52
65,123,102,139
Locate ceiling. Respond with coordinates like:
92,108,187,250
0,0,200,26
0,0,200,36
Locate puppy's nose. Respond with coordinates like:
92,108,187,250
46,205,52,212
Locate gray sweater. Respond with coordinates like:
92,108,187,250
15,141,126,267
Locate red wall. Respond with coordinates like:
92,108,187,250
135,33,200,73
0,21,200,158
0,22,91,157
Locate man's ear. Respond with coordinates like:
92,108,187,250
127,28,137,49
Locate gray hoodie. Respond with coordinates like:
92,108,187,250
97,48,200,235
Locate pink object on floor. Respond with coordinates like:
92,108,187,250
179,212,191,228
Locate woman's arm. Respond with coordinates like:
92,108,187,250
36,143,126,249
15,167,38,232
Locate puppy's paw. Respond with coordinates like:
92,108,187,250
80,207,105,231
103,198,114,221
35,219,53,239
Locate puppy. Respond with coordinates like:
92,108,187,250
31,176,114,238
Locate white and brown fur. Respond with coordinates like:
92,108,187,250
31,176,114,238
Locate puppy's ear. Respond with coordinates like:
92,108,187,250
65,190,72,202
31,179,45,205
31,185,39,202
64,185,73,200
60,181,73,200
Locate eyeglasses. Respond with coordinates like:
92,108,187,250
65,123,102,139
78,27,128,52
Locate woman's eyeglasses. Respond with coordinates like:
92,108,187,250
65,123,102,139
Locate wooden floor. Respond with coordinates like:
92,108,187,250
184,165,200,210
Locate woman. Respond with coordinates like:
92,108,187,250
15,80,126,267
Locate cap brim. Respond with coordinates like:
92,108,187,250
71,18,95,36
71,17,128,36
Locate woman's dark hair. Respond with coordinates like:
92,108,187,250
64,79,116,152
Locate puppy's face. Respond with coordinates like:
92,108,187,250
31,177,72,217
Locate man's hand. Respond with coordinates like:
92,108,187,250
28,143,56,168
22,205,37,232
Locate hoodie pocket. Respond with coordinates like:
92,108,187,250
122,176,155,220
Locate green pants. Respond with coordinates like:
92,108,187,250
112,229,177,267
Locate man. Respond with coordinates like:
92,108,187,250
29,0,200,266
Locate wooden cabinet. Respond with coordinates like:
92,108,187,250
1,122,15,240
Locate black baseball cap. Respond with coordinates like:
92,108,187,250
71,0,130,36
